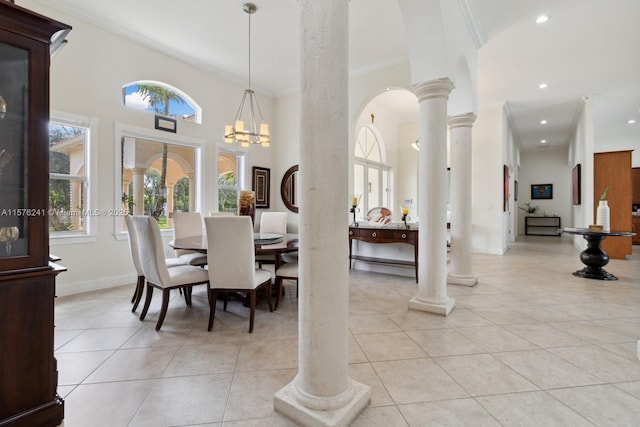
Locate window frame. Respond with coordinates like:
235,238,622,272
114,122,204,240
49,111,98,245
354,125,392,214
216,146,246,214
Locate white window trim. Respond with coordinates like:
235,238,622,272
216,143,246,213
49,111,99,246
114,122,204,241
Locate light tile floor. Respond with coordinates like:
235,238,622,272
56,236,640,426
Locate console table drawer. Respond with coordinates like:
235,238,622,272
349,227,417,243
349,226,418,282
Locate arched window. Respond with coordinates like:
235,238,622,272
354,125,391,215
122,80,202,124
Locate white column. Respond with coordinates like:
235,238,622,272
447,113,477,286
274,1,371,425
409,78,456,316
131,168,145,215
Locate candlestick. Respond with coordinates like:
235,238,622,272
350,205,359,227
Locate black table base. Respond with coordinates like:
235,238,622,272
573,234,617,280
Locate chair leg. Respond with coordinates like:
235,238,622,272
274,277,283,311
208,289,217,331
248,290,256,333
131,275,145,312
155,288,171,331
139,283,153,320
265,281,273,313
184,285,192,306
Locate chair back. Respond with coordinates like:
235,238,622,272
259,212,287,235
208,211,235,217
205,216,256,290
133,216,171,287
124,215,144,276
173,212,204,256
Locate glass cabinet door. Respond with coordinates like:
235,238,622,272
0,41,29,260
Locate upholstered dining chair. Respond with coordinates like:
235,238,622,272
255,211,288,268
208,211,235,217
274,260,298,310
173,212,207,267
124,215,186,312
204,216,273,333
133,216,209,330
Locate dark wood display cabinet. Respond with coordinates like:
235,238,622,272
0,3,70,426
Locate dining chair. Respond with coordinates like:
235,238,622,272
208,211,235,217
124,215,187,312
204,216,273,333
133,215,209,330
255,211,288,268
274,260,298,310
173,212,208,267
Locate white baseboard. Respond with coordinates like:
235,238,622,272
56,274,133,297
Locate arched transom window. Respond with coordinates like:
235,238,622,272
122,80,202,124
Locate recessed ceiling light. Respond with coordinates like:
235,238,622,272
540,119,547,125
536,15,549,24
629,119,636,124
540,139,547,144
538,82,548,89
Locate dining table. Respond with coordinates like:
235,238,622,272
170,233,299,271
171,232,298,303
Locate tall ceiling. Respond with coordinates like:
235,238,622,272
36,0,640,152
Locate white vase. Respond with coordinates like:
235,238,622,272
596,200,610,232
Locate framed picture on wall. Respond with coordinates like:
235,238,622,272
531,183,553,200
252,166,270,208
572,164,581,205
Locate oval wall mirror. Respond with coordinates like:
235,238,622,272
281,165,299,213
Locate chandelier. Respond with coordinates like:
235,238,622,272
224,3,270,148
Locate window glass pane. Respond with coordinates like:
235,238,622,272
368,168,379,211
49,177,85,232
354,163,364,208
49,122,87,234
122,82,199,123
218,151,240,213
121,138,195,229
382,170,389,207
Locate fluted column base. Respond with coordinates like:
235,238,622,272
274,379,371,427
447,273,478,287
409,295,456,316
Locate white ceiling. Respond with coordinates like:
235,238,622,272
37,0,640,152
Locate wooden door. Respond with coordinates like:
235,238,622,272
594,150,632,259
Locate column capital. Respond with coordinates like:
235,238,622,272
413,78,454,101
448,112,477,128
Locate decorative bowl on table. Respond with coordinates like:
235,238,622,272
366,207,392,227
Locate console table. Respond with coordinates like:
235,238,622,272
563,227,636,280
349,225,418,282
525,216,561,236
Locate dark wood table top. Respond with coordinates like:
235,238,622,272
171,233,299,254
563,227,635,237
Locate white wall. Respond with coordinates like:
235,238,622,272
517,148,572,235
23,1,277,295
471,107,506,254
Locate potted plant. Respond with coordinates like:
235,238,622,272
518,202,539,215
